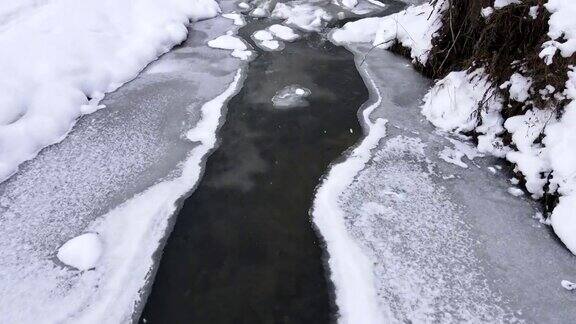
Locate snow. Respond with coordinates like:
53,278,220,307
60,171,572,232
0,0,221,184
253,30,274,41
268,24,300,41
311,68,389,323
561,280,576,291
208,34,248,50
222,13,246,26
541,0,576,63
331,2,446,64
438,138,483,169
481,7,494,18
421,70,501,135
208,34,254,58
271,1,333,32
238,2,250,10
500,73,533,103
57,233,102,271
494,0,521,9
508,187,525,197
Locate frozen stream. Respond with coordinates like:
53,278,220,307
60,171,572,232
313,43,576,322
1,0,575,323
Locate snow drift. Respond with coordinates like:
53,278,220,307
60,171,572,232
0,0,221,183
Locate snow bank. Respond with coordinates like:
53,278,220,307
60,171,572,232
0,0,220,183
331,2,446,64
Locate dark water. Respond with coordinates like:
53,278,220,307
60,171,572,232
139,7,395,323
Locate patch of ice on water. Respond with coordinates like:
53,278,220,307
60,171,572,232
272,85,311,108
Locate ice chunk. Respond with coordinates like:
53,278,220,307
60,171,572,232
272,85,311,108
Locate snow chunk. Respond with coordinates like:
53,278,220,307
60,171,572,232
208,35,248,51
505,108,552,198
252,30,282,51
253,30,274,41
501,73,533,103
541,0,576,63
481,7,494,18
57,233,102,271
268,24,300,41
271,1,333,32
222,13,246,26
507,187,525,197
494,0,521,9
423,70,491,132
561,280,576,291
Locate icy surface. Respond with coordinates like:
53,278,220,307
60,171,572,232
0,0,221,183
313,42,576,323
0,3,245,322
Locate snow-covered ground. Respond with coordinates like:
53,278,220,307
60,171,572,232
0,1,247,322
0,0,223,183
314,41,576,323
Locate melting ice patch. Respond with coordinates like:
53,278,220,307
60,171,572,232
272,85,311,108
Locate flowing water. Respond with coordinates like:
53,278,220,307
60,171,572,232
140,14,374,323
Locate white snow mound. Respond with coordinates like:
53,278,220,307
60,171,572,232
57,233,102,271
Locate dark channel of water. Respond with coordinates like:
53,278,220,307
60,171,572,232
140,2,403,323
